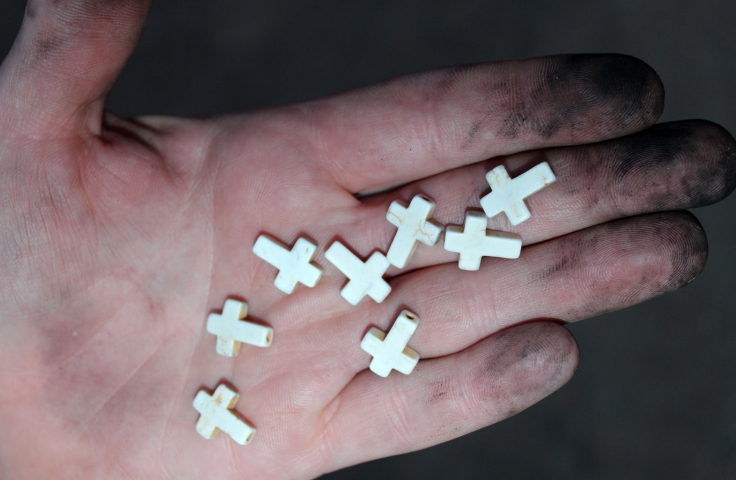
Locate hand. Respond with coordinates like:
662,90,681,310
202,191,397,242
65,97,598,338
0,1,733,479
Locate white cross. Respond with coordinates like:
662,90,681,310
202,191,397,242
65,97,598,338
207,299,273,356
444,211,522,271
253,235,323,294
324,241,391,305
386,195,443,268
361,311,420,377
479,162,556,225
193,384,256,446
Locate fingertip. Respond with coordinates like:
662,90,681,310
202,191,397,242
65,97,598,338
473,322,579,418
653,211,709,290
604,212,709,296
596,54,665,129
638,56,665,126
548,54,665,136
690,120,736,204
0,0,154,134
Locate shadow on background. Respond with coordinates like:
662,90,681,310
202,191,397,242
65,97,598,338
1,1,734,478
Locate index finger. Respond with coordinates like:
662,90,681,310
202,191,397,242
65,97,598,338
307,54,664,194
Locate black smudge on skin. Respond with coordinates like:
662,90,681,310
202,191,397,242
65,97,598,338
33,33,64,60
428,65,465,102
25,0,37,18
474,323,577,416
531,212,708,320
496,54,664,141
426,378,452,404
534,234,592,282
605,120,736,211
30,0,152,60
662,211,708,292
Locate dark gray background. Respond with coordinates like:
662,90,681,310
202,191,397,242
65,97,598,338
2,1,735,478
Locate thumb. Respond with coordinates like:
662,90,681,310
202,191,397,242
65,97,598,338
0,0,153,136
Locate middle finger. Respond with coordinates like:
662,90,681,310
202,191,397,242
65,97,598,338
353,120,735,275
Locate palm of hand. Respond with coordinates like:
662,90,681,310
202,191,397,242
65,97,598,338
1,2,735,479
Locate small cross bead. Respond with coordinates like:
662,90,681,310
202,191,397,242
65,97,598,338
193,384,256,446
386,195,443,268
444,211,522,271
207,299,273,357
479,162,556,225
361,311,421,377
325,241,392,305
253,235,323,294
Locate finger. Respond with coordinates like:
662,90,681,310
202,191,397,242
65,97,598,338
322,211,706,378
0,0,153,134
386,211,707,359
322,322,578,471
305,54,664,194
354,120,736,273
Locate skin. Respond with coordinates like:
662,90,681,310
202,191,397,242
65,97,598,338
0,1,734,478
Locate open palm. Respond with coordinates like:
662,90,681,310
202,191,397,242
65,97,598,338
1,1,734,479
